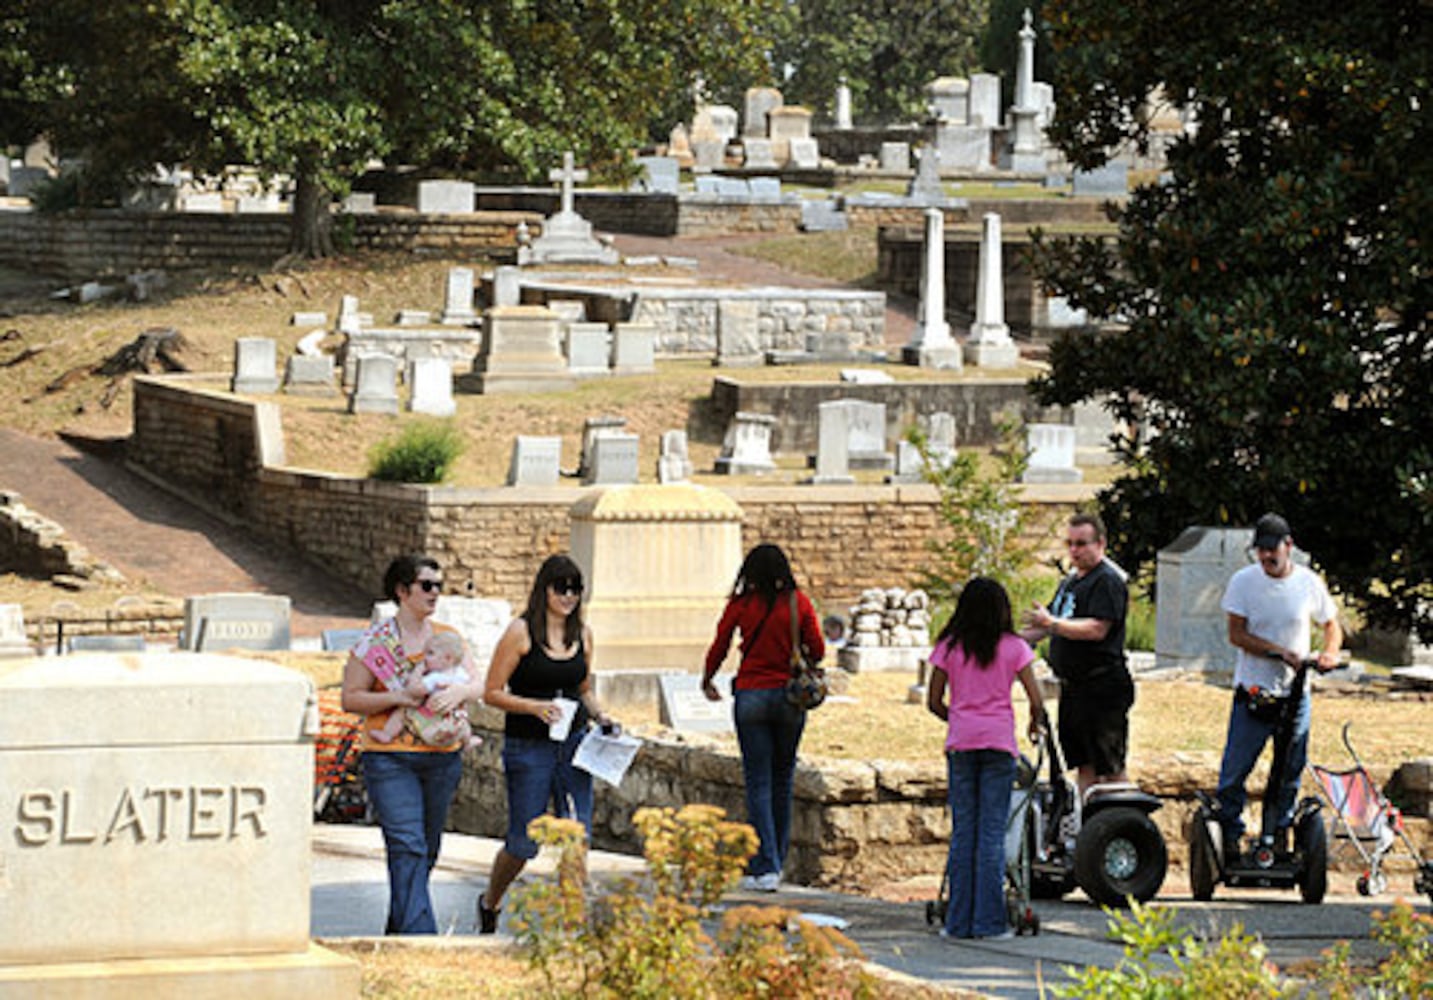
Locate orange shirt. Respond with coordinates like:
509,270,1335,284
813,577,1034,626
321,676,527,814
359,620,464,754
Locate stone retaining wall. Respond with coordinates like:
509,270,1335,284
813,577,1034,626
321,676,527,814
0,490,123,584
0,198,1114,282
23,605,186,648
450,709,954,888
450,716,1433,889
630,288,886,354
709,375,1055,452
128,376,1077,616
511,282,887,355
0,209,538,281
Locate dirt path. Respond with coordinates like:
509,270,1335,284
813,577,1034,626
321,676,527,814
0,429,370,636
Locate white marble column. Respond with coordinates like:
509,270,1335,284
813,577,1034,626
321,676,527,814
1015,8,1036,111
835,80,852,129
965,212,1019,367
902,208,962,369
1006,9,1046,173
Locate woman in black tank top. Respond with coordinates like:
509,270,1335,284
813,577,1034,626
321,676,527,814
476,554,616,933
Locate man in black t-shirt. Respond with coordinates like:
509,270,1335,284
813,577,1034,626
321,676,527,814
1021,513,1134,798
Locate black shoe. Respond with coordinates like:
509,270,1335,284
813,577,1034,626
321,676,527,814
477,892,499,934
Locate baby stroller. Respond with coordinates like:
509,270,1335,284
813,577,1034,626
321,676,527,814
313,687,369,824
926,741,1043,936
1308,722,1433,905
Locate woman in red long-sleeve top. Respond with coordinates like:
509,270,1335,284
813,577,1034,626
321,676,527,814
701,543,825,891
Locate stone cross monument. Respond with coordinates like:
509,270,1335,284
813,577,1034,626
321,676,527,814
551,151,587,218
517,151,620,265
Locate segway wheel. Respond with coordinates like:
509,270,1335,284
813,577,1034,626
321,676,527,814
1074,807,1168,908
1187,812,1219,902
1295,810,1328,904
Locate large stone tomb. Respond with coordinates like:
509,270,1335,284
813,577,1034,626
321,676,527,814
466,306,576,394
0,654,358,997
570,484,743,675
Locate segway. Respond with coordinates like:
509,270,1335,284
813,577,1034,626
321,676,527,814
1026,729,1168,908
1187,655,1331,903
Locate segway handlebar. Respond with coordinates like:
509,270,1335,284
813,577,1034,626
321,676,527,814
1261,650,1347,674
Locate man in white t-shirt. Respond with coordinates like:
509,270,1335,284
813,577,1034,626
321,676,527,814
1214,513,1342,854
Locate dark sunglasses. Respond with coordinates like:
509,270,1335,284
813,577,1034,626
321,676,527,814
413,579,442,593
1066,538,1092,548
551,578,584,596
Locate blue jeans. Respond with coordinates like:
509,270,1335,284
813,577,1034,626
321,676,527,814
1215,691,1312,844
501,728,594,860
734,687,806,878
945,749,1016,938
361,750,463,934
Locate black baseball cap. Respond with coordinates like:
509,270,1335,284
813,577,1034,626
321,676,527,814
1252,513,1291,549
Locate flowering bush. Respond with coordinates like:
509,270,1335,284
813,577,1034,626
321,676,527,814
512,805,877,1000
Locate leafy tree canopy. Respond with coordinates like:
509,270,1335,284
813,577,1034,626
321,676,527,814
2,0,786,254
1031,0,1432,637
776,0,989,125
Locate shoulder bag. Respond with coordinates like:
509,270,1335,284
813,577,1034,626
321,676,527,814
783,590,828,710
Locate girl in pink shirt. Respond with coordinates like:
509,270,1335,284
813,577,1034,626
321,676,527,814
927,578,1047,939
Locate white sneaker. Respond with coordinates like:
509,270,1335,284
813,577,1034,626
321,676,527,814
981,928,1015,941
754,873,782,892
738,875,759,891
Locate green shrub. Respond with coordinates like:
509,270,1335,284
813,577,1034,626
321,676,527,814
1058,898,1433,998
366,420,463,483
512,805,877,1000
1058,900,1293,998
908,417,1033,603
1124,589,1156,652
29,171,83,213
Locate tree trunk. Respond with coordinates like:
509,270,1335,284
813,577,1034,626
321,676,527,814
289,167,334,258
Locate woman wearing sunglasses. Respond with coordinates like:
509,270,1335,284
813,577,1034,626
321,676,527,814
476,553,616,933
341,553,480,934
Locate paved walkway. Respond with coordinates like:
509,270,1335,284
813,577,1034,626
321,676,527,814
0,428,371,636
312,824,1394,998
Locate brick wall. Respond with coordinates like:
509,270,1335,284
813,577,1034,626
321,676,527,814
130,376,1077,614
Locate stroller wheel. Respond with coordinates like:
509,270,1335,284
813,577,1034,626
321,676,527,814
1356,874,1370,896
925,899,942,926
